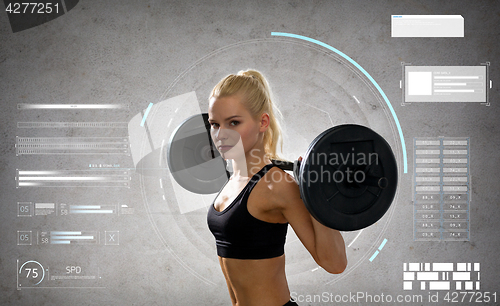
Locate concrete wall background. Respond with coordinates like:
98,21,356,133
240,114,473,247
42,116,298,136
1,0,498,305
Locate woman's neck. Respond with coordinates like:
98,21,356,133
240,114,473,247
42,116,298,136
229,149,271,179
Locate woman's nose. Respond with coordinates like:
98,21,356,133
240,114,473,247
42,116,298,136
213,127,228,141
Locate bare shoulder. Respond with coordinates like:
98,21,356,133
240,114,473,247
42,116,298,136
261,166,313,226
263,166,302,209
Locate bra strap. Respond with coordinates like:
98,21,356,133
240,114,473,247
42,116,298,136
247,164,275,193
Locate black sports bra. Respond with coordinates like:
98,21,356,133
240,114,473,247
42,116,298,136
207,164,289,259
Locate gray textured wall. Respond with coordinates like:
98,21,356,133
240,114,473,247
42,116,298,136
1,0,499,305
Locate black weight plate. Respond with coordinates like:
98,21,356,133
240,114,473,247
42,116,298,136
298,124,397,231
167,113,228,194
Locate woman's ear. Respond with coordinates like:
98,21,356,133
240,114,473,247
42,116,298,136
259,113,270,132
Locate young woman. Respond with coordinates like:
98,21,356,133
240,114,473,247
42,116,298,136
206,70,347,306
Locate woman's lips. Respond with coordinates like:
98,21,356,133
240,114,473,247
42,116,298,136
218,145,233,152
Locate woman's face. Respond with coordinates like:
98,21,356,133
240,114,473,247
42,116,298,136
208,94,265,160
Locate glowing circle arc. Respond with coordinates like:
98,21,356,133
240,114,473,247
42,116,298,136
271,32,408,173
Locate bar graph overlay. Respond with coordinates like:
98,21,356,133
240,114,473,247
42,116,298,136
16,137,130,155
44,231,98,245
16,170,130,187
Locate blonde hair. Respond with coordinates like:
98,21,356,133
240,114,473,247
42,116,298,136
210,69,287,161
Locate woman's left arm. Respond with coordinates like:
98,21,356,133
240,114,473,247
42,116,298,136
308,213,347,274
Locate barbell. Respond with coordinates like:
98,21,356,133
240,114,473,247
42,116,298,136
167,113,397,231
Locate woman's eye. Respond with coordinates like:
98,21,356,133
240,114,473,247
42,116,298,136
210,123,219,128
230,121,240,126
